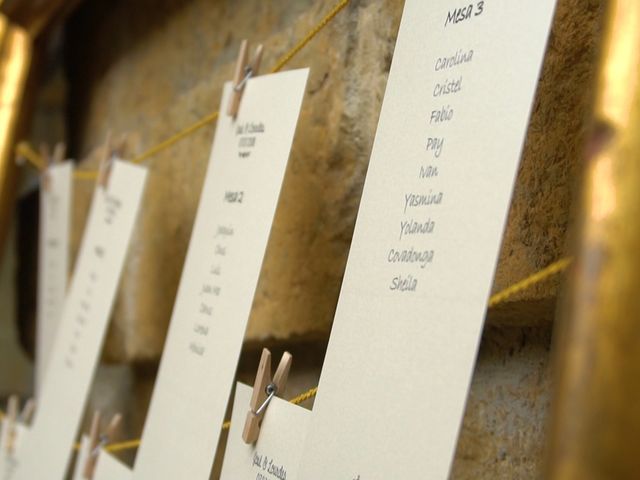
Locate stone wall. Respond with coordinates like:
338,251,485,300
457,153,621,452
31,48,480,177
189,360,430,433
63,0,601,362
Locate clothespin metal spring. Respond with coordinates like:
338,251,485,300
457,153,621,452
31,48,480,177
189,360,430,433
233,65,255,93
253,383,278,417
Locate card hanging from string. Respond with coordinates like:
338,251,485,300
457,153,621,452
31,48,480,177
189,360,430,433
97,133,128,188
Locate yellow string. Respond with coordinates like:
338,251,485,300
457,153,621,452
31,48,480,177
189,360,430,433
15,142,45,171
288,387,319,405
5,0,351,454
15,0,351,178
104,438,140,454
488,257,573,307
104,257,573,452
130,111,220,166
4,0,575,458
1,256,572,454
103,387,320,452
270,0,350,74
73,170,98,181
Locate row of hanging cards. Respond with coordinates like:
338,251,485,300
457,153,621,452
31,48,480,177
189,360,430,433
295,0,558,478
36,161,73,395
1,161,72,476
8,160,148,480
130,68,309,479
72,386,305,480
218,0,559,479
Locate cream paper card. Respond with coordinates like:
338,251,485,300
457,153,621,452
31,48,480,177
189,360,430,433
220,383,309,480
132,69,309,480
297,1,557,478
0,423,29,480
72,436,132,480
36,161,73,394
10,160,147,480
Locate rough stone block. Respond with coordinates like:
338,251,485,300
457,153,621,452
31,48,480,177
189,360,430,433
62,0,602,361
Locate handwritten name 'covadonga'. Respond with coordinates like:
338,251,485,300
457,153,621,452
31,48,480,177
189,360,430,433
388,247,435,269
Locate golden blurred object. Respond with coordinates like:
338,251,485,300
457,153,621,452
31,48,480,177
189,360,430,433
0,15,31,255
547,0,640,478
1,0,83,37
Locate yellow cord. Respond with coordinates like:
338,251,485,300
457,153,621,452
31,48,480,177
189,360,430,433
488,257,572,307
3,257,570,454
15,0,351,178
289,387,319,406
270,0,350,74
3,0,574,459
130,111,220,166
103,387,320,452
103,257,572,452
6,0,352,455
15,142,45,171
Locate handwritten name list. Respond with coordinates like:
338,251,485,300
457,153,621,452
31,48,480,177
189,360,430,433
12,160,147,480
297,0,557,478
36,162,73,393
132,69,308,480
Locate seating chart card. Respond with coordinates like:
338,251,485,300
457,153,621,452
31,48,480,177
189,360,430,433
220,383,309,480
72,436,132,480
132,69,308,480
10,160,147,480
0,423,29,480
297,0,557,478
36,161,73,394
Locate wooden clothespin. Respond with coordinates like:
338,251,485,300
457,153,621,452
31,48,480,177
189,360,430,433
242,348,292,444
4,395,19,455
97,133,126,189
18,398,36,425
227,39,264,118
3,396,35,455
52,142,66,165
82,411,122,479
40,142,66,191
40,144,52,191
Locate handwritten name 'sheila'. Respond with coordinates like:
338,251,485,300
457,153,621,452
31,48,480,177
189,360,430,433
445,1,485,27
